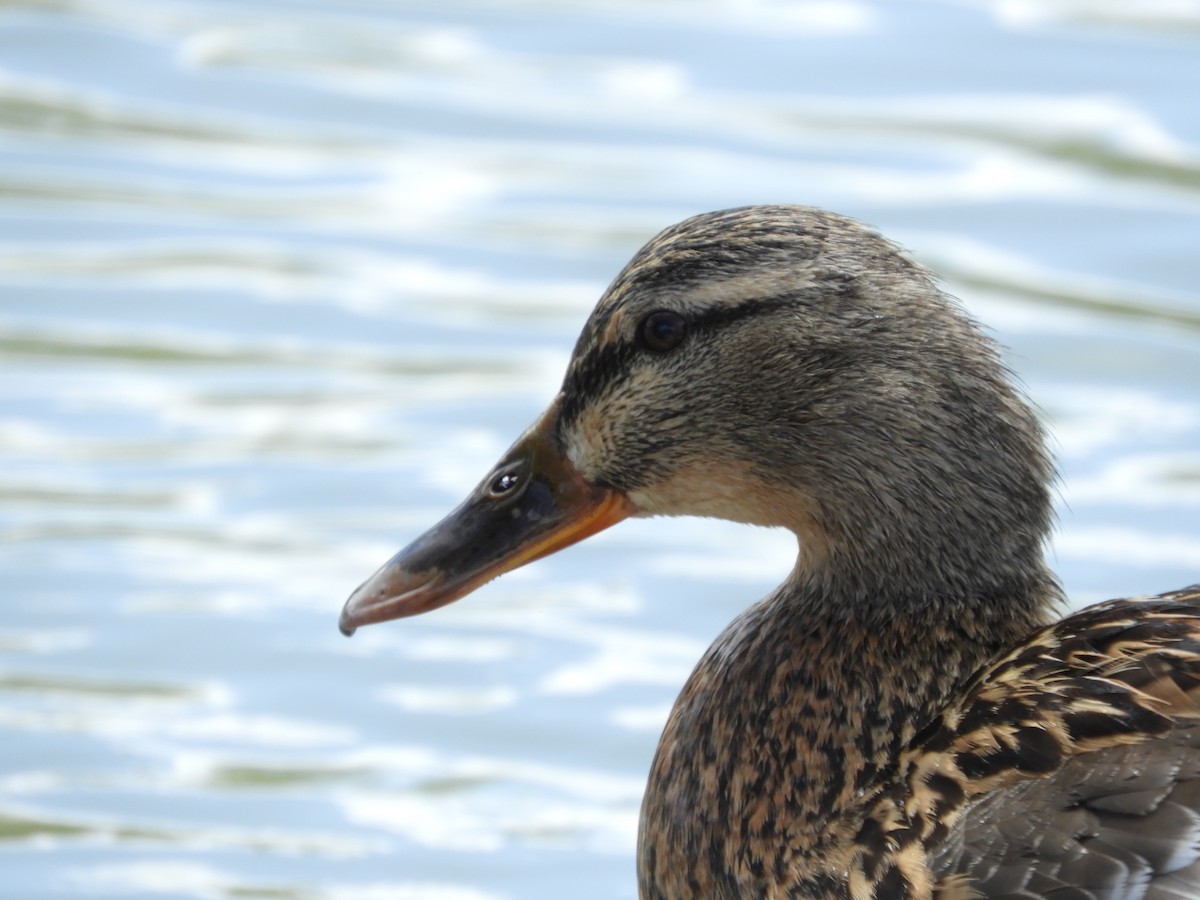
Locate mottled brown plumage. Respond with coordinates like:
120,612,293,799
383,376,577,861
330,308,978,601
340,205,1200,899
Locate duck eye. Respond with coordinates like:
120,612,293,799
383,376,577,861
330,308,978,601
488,471,521,498
640,310,688,352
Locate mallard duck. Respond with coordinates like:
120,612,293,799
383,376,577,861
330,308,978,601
339,206,1200,899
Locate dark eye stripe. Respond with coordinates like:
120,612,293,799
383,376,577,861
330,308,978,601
687,295,799,331
558,339,637,435
558,295,802,435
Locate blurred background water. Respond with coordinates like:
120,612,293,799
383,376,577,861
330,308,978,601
2,0,1199,897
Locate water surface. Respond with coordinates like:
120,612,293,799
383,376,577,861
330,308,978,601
2,1,1200,897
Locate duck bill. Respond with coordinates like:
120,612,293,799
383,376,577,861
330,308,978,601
339,397,633,636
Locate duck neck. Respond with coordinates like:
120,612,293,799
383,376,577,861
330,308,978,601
636,563,1057,899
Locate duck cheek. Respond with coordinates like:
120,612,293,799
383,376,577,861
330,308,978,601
624,460,781,528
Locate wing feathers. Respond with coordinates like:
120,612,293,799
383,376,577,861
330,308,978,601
1095,800,1200,874
873,586,1200,899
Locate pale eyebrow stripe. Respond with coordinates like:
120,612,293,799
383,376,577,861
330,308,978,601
663,265,819,313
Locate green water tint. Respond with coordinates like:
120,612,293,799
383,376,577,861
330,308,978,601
784,111,1200,196
0,812,173,843
0,812,91,840
0,82,372,155
0,672,194,700
936,267,1200,333
208,763,369,789
0,330,530,378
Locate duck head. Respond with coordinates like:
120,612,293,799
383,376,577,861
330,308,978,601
340,205,1054,635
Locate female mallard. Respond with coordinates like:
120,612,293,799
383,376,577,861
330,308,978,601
339,206,1200,899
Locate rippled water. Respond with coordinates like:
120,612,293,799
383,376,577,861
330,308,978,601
3,0,1200,897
